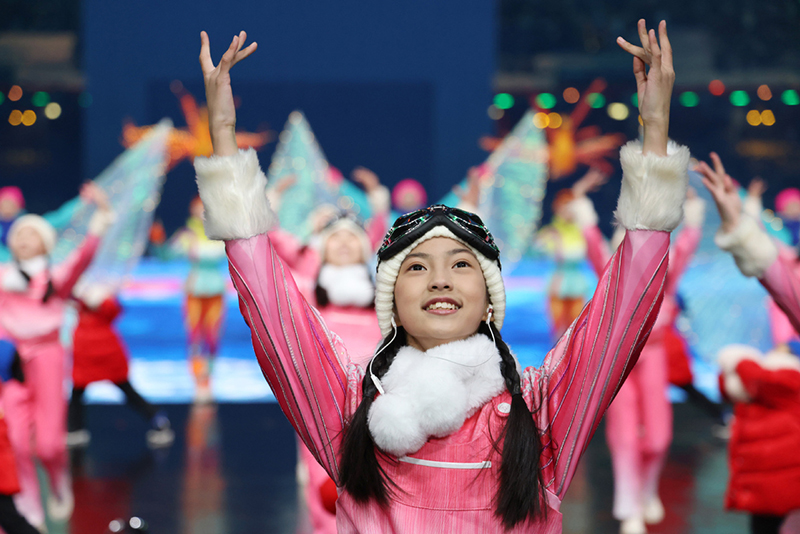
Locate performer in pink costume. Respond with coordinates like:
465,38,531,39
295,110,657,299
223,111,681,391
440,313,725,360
569,173,705,534
0,183,114,529
699,153,800,534
195,21,687,533
268,172,389,534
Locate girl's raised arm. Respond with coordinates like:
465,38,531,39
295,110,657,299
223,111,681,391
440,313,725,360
194,32,354,481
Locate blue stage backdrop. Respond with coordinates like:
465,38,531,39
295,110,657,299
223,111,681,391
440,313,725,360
82,0,495,232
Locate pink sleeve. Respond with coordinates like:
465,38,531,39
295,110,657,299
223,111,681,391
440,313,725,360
583,225,612,277
366,211,388,251
225,233,352,482
267,228,320,279
530,229,670,499
760,255,800,336
51,235,101,298
664,226,700,293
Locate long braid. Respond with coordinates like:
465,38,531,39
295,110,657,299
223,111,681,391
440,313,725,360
339,326,407,505
479,321,547,528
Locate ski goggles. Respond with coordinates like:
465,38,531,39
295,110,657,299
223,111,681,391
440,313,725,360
377,205,501,268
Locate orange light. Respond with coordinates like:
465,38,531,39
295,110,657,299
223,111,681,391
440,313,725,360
532,112,550,129
21,110,36,126
708,80,725,97
638,115,643,126
746,110,762,126
562,87,580,104
547,112,563,128
761,109,775,126
8,110,22,126
8,85,22,102
757,85,772,101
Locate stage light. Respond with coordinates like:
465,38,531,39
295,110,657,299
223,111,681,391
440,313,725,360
535,93,556,109
607,103,629,121
494,93,515,110
21,110,36,126
761,109,775,126
563,87,580,104
44,102,62,119
630,94,638,107
0,92,4,105
8,110,22,126
679,91,699,107
730,91,750,107
708,80,725,96
31,91,50,107
532,112,549,129
757,85,772,101
487,104,504,120
746,110,761,126
586,93,605,109
8,86,22,102
547,112,562,128
78,92,93,107
782,90,800,106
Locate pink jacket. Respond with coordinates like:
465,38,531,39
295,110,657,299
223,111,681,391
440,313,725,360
224,229,669,533
761,254,800,336
0,235,100,357
194,143,687,533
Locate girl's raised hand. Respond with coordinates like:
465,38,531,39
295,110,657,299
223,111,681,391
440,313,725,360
696,152,742,234
617,20,674,156
199,31,258,156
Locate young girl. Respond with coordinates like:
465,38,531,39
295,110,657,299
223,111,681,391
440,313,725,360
195,20,685,532
569,174,705,534
0,183,114,529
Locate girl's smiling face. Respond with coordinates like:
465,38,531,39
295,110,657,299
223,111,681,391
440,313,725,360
394,237,489,351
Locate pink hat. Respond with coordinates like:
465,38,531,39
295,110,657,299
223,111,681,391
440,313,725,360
776,188,800,213
0,186,24,208
391,179,428,211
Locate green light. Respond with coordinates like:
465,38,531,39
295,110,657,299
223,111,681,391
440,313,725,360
78,92,93,108
631,94,638,107
782,89,800,106
0,92,4,106
494,93,515,110
535,93,557,109
679,91,699,107
729,90,750,107
587,93,605,109
31,91,50,107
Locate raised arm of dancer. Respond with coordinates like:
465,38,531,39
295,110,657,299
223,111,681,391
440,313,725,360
196,31,353,480
698,153,800,334
570,169,612,276
351,167,390,250
534,19,687,501
52,183,115,298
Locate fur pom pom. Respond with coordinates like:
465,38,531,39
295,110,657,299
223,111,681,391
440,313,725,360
718,344,761,403
714,215,778,278
194,148,277,240
614,140,690,232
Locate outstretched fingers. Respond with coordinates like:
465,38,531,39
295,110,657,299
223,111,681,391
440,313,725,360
658,21,673,69
199,31,215,77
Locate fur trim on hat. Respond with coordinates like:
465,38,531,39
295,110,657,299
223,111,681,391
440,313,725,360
714,215,778,278
316,218,372,265
375,225,505,337
367,333,505,457
614,140,690,232
8,214,57,254
194,148,278,240
569,196,598,230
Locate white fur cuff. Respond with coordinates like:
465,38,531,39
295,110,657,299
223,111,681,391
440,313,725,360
714,215,778,278
614,140,690,232
569,196,598,230
742,195,763,219
194,148,277,240
682,196,706,229
368,186,391,216
87,209,117,236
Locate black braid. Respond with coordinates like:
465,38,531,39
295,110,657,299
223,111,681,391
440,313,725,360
478,321,547,528
14,261,55,304
339,326,407,505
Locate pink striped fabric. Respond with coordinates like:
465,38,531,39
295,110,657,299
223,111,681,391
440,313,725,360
224,226,670,533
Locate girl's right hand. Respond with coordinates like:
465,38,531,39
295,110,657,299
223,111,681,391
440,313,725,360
696,152,742,234
199,30,258,156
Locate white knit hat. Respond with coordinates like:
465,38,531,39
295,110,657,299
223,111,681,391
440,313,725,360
375,225,505,337
8,214,57,254
315,216,372,265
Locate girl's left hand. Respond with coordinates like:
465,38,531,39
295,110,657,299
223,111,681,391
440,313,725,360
617,20,674,156
80,182,111,211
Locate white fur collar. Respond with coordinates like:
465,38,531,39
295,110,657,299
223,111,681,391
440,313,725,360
367,333,505,457
317,264,374,308
2,255,48,292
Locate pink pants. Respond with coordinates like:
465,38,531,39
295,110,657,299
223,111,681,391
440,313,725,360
605,343,672,520
298,441,337,534
1,340,68,526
